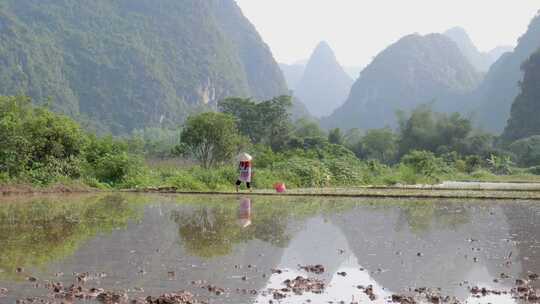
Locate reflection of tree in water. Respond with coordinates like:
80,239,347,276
0,194,143,279
172,197,360,259
396,201,471,234
172,203,291,258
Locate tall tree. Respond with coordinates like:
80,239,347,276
179,112,243,168
219,95,293,150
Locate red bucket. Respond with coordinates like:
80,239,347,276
274,182,286,193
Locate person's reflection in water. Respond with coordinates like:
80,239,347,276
238,197,252,228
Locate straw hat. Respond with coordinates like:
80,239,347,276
237,152,253,162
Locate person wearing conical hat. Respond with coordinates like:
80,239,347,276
236,152,253,192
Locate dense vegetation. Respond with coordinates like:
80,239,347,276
0,0,287,134
1,94,539,192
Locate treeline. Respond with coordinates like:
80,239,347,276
0,96,143,188
1,95,539,191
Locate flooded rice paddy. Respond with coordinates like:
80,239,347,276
1,193,540,303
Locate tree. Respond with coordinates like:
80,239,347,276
0,96,86,180
356,128,398,164
508,135,540,166
219,95,293,150
293,118,326,139
398,105,472,156
328,128,344,145
179,112,244,168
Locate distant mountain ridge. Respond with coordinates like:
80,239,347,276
0,0,288,134
293,41,353,117
502,49,540,142
444,27,513,72
323,33,482,130
474,13,540,133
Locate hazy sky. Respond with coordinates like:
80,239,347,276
236,0,539,67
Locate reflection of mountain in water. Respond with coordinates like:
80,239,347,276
503,203,540,290
256,216,392,303
331,202,521,300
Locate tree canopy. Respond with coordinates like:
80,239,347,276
219,95,293,151
179,112,244,168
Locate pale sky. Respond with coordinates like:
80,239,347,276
235,0,540,67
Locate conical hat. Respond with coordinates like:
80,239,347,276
237,152,253,162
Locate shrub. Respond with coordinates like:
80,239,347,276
464,155,483,173
166,172,207,191
486,154,514,175
401,150,448,177
92,153,141,185
528,166,540,175
273,158,330,188
508,135,540,167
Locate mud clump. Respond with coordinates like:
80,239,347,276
269,276,325,298
145,292,207,304
299,264,325,274
201,284,225,296
285,276,325,294
96,291,128,304
357,284,376,300
470,286,506,297
391,294,416,304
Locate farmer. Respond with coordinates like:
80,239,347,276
236,152,253,192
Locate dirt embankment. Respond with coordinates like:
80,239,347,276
0,183,97,196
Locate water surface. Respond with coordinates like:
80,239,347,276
0,194,539,303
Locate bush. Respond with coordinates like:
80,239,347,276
92,153,141,186
273,158,331,188
0,96,87,181
487,154,514,175
401,150,449,177
528,166,540,175
508,135,540,167
464,155,483,173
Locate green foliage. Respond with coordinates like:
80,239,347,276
398,105,472,157
328,128,344,145
353,128,398,164
293,118,326,138
0,96,86,183
401,150,449,178
508,135,540,167
219,96,293,151
487,154,514,175
464,155,483,174
528,166,540,175
179,112,245,168
130,127,182,157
